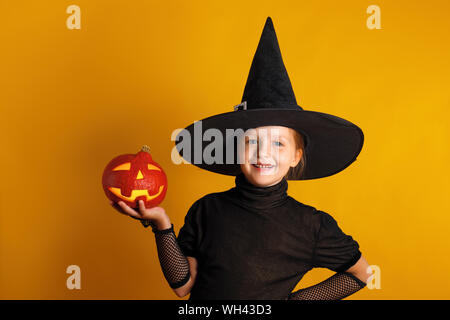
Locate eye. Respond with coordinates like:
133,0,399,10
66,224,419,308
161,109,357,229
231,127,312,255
148,164,161,171
273,141,283,147
112,162,131,171
247,139,257,145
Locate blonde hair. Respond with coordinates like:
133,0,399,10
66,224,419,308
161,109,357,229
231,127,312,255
284,130,307,180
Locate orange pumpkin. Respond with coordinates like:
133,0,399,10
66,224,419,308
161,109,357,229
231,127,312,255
102,145,167,208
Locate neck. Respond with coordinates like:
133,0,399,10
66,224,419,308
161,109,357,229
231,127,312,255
261,177,283,187
232,172,289,210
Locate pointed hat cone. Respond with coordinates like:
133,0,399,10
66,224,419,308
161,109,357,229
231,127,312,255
242,17,299,110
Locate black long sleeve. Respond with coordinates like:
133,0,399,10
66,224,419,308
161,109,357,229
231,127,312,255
288,272,366,300
142,220,191,289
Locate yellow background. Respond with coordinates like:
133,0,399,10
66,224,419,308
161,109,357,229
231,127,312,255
1,0,449,299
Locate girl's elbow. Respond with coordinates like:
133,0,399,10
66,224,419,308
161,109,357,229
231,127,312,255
345,255,371,283
173,285,189,298
173,288,186,298
172,275,194,298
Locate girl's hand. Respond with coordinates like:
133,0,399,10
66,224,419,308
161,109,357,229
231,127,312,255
109,200,170,229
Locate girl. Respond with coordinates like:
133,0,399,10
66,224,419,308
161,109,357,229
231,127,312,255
110,17,370,300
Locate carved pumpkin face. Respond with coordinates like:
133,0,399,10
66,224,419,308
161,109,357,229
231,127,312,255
102,145,167,208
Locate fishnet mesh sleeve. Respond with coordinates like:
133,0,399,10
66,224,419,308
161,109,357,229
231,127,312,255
143,221,191,289
288,272,366,300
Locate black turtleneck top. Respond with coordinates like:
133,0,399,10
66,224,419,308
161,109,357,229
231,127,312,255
177,173,361,300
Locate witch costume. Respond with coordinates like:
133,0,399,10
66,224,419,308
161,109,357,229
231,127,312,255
145,17,366,300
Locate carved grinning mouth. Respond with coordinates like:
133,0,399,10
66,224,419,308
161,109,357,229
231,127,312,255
108,185,164,202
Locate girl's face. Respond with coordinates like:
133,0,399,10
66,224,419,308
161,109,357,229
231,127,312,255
239,126,302,187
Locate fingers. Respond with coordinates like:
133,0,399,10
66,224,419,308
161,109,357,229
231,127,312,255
110,200,142,220
110,201,127,215
138,199,146,212
118,201,142,219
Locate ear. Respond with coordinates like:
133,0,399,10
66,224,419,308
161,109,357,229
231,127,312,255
291,148,303,167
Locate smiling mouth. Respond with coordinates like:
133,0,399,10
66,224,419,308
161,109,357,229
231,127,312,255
252,164,275,169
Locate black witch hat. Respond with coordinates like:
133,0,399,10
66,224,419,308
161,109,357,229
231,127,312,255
175,17,364,180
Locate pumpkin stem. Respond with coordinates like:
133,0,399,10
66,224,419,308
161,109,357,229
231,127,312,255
141,145,151,154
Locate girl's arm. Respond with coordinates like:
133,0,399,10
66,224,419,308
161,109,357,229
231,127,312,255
111,200,198,298
151,219,196,297
288,255,369,300
173,256,198,298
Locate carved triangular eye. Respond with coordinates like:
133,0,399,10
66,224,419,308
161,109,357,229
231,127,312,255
148,164,161,171
113,162,131,171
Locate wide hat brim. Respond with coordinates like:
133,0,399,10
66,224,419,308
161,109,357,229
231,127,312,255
175,107,364,180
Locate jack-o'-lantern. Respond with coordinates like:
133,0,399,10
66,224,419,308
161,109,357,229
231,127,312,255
102,145,167,208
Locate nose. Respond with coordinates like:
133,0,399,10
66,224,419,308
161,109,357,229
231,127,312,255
257,140,265,155
257,139,271,159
